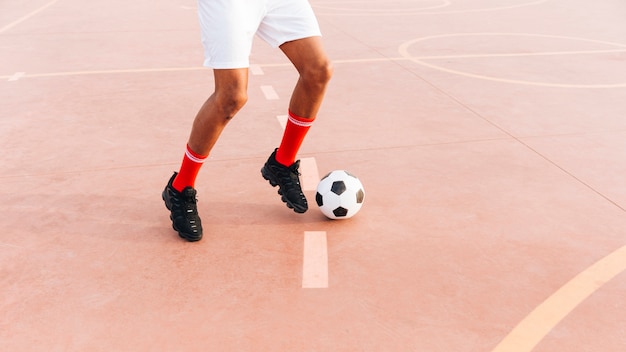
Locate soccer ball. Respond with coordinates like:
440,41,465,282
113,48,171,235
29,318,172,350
315,170,365,219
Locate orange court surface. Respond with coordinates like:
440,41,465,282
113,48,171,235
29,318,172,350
1,0,626,351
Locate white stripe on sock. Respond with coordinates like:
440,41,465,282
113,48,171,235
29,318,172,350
288,114,314,127
185,149,207,164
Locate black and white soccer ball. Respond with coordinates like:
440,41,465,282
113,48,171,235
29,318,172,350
315,170,365,219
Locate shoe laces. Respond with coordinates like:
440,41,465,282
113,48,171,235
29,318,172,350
173,188,199,215
276,160,302,187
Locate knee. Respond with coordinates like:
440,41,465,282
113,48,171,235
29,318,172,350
215,90,248,119
302,59,333,87
317,60,334,84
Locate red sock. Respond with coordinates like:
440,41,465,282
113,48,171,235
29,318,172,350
172,144,208,192
275,110,315,166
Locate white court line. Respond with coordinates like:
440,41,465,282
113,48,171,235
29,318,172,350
399,33,626,88
260,85,279,100
302,231,328,288
276,115,288,130
5,47,626,80
0,242,26,249
0,0,59,33
299,157,320,191
249,64,265,75
8,72,25,81
492,244,626,352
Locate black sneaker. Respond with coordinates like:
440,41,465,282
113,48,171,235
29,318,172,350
162,172,203,242
261,148,308,213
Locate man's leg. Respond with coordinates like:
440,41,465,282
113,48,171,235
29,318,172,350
188,69,249,157
173,68,249,190
280,36,333,119
274,36,333,166
164,68,249,241
261,36,332,213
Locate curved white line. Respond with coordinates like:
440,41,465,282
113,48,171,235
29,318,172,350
398,33,626,88
492,245,626,351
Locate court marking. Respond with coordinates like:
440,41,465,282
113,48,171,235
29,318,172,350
492,244,626,352
0,61,398,80
249,64,265,75
0,242,26,249
8,72,25,81
0,0,59,34
4,35,626,89
268,87,325,289
302,231,329,288
276,115,288,130
407,48,626,60
399,33,626,88
0,66,208,80
260,85,279,100
1,0,620,350
299,157,321,191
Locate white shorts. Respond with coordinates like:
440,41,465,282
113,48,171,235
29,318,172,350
197,0,322,69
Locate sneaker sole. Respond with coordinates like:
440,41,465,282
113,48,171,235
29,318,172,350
261,166,308,214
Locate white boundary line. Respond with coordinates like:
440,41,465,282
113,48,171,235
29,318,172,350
249,64,265,75
399,33,626,88
8,72,26,81
4,42,626,88
260,85,279,100
299,157,320,192
302,231,329,288
275,115,288,130
0,0,59,34
492,245,626,351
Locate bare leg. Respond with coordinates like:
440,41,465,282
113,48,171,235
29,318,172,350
279,36,333,118
187,68,249,155
259,36,333,213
